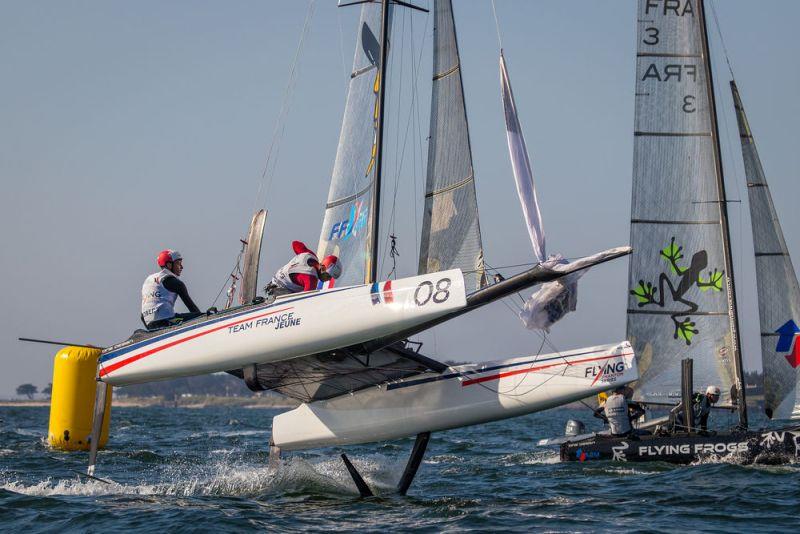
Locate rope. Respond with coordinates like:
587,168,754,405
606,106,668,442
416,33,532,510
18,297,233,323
212,251,245,308
251,0,316,213
380,5,430,278
387,234,400,279
336,6,349,88
707,0,746,291
708,0,735,80
490,0,503,51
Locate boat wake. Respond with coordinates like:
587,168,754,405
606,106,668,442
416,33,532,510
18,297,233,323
0,452,408,498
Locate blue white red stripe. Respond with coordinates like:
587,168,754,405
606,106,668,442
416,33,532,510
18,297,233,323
98,285,358,376
370,280,394,305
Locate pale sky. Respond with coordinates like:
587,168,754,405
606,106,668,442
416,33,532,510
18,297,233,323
1,1,798,397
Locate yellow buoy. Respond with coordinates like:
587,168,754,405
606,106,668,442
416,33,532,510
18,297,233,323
48,346,112,451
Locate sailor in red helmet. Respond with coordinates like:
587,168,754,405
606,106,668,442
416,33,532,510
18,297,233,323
141,249,202,329
265,241,342,297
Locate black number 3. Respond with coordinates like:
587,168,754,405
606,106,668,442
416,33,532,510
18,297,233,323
643,27,659,46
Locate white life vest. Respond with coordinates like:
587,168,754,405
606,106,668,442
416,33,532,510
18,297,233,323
604,393,632,436
141,269,178,324
270,252,318,293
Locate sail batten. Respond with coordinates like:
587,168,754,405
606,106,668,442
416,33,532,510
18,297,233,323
732,80,800,419
418,0,486,289
627,0,740,405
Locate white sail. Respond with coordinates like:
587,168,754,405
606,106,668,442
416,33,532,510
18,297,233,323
499,51,545,263
732,80,800,419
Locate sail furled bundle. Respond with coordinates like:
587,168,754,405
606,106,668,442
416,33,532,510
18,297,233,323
732,81,800,419
627,0,738,404
498,51,582,331
418,0,487,290
317,3,391,287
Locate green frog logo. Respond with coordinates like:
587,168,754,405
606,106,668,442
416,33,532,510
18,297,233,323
630,237,724,345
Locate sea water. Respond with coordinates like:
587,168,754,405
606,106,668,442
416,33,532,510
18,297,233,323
1,406,798,532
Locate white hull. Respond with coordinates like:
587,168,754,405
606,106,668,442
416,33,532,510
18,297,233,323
272,341,637,450
100,270,466,386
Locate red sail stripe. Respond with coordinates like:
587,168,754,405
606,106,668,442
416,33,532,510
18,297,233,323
462,352,634,387
99,306,294,377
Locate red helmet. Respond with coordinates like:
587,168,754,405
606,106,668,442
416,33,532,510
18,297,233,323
292,240,316,257
322,255,342,279
157,249,183,268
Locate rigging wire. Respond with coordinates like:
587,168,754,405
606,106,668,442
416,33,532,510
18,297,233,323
490,0,504,51
251,0,317,213
381,7,408,277
336,6,350,88
211,252,246,308
708,0,746,297
411,4,429,269
708,0,736,80
379,6,430,278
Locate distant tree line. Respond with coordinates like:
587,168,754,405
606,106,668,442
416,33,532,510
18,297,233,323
120,373,257,400
16,375,257,400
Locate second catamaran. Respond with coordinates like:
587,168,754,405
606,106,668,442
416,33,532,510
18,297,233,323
559,0,799,463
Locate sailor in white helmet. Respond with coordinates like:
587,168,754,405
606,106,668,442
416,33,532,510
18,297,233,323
265,241,342,297
141,249,203,329
673,384,721,434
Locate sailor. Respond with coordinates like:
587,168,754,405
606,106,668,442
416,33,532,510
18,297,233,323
594,385,644,437
264,241,342,297
673,385,720,433
141,249,202,329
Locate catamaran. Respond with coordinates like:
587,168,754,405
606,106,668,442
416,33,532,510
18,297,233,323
558,0,800,463
82,0,638,494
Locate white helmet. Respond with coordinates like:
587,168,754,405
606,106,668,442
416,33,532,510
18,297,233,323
706,385,721,397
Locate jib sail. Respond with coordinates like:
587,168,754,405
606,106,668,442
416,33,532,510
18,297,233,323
418,0,486,289
732,80,800,420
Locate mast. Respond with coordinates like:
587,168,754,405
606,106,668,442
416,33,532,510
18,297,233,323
697,0,747,428
368,0,390,284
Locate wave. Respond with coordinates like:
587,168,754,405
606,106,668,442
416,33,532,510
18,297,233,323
0,452,408,498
